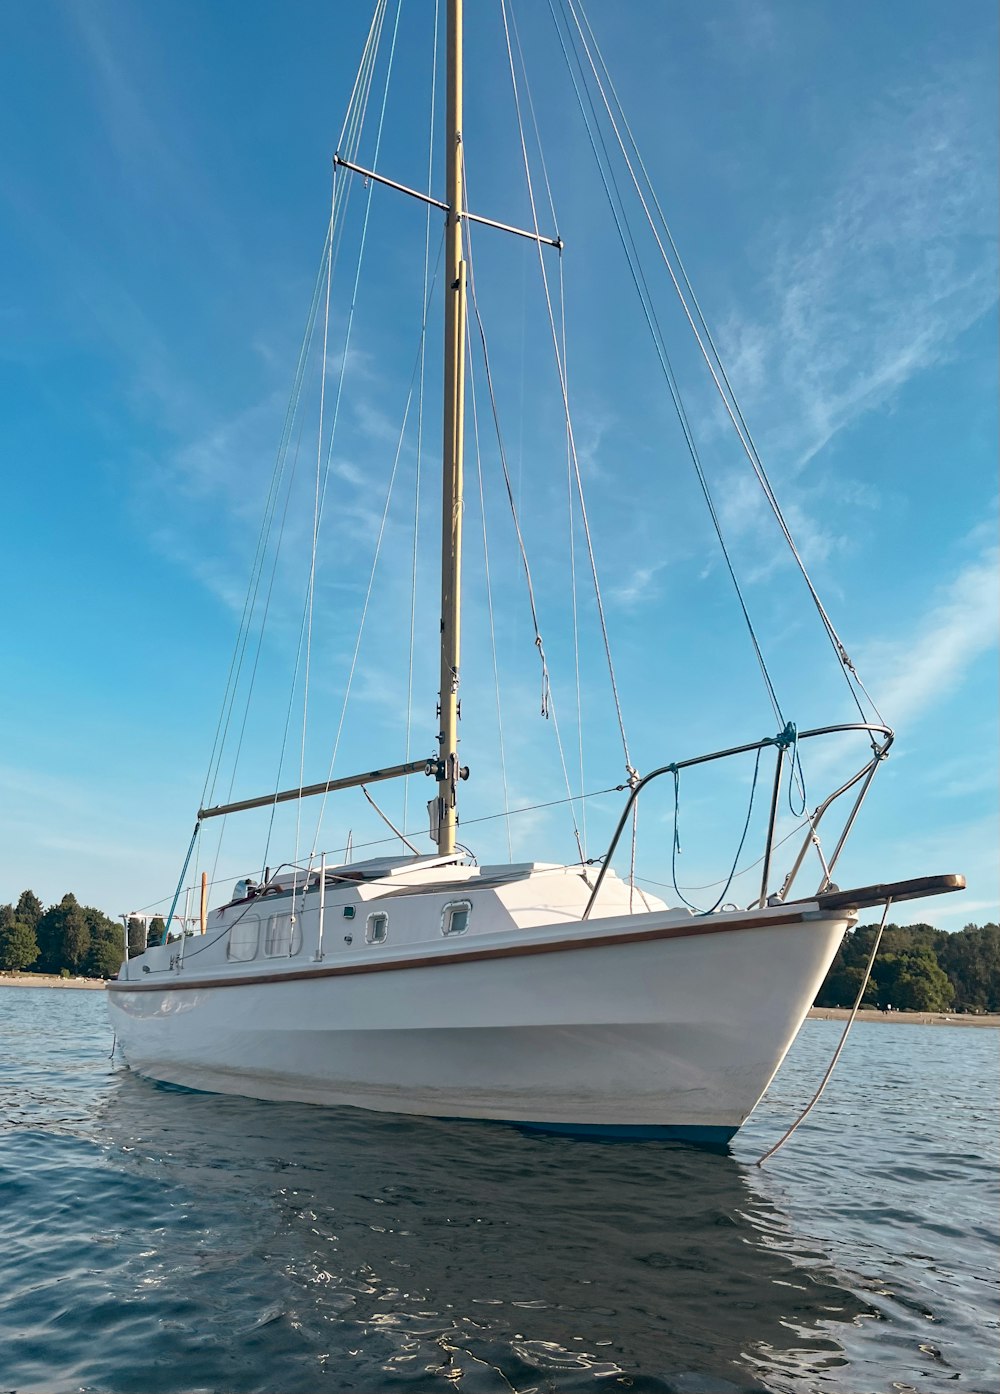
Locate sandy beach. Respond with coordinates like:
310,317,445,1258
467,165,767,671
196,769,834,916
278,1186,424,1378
809,1006,1000,1028
1,972,107,991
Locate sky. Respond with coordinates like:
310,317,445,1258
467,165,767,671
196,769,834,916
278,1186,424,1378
0,0,996,931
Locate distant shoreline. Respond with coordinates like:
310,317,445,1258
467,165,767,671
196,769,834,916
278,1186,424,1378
1,976,996,1024
808,1006,999,1029
1,972,107,991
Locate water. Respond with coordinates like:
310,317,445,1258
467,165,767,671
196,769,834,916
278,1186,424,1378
0,990,995,1393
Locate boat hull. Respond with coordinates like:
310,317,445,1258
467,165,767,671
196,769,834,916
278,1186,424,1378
108,910,847,1138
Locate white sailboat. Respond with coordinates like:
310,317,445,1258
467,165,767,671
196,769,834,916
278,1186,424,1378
109,0,963,1143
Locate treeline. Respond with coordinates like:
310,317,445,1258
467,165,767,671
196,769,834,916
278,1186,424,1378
816,920,1000,1013
0,891,165,980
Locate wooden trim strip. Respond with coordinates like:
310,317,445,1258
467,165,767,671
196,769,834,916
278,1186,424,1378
108,905,826,994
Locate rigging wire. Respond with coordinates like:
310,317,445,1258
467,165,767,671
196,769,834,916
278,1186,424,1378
130,779,631,918
310,238,445,856
500,5,586,851
196,1,389,894
562,0,883,736
199,0,406,865
466,320,515,858
560,255,588,860
498,0,637,796
670,749,763,915
256,9,390,879
313,0,404,558
131,780,802,916
290,0,402,874
201,9,391,894
462,225,549,719
183,1,871,920
463,214,585,862
336,0,389,153
202,230,334,896
635,814,810,893
139,786,824,918
360,784,421,854
403,0,441,835
756,898,894,1165
506,4,590,856
257,411,316,881
560,260,585,853
198,219,333,816
544,0,785,736
295,163,339,882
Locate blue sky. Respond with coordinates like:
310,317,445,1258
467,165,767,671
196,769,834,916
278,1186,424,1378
1,0,996,930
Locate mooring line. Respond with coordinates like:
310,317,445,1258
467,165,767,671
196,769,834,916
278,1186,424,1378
756,897,893,1166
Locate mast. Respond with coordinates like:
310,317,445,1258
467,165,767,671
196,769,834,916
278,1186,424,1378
435,0,467,854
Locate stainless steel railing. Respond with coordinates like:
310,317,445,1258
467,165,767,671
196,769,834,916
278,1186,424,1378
582,722,893,920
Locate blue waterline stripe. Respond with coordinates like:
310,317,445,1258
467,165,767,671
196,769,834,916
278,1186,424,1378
508,1120,738,1145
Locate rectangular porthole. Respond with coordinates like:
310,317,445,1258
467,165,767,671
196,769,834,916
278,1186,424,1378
227,917,260,962
264,914,301,957
441,900,472,936
366,911,388,944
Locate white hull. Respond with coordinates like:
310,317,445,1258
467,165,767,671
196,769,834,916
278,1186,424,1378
109,898,848,1142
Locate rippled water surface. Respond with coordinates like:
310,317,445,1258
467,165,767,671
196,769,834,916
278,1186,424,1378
1,989,996,1393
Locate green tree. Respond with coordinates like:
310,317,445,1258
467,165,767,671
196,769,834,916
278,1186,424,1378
937,923,1000,1012
873,949,954,1012
0,919,39,972
816,921,976,1011
35,897,65,973
147,916,166,947
61,903,91,973
84,929,123,978
35,894,91,975
815,962,876,1009
14,890,43,932
81,906,125,979
127,917,146,959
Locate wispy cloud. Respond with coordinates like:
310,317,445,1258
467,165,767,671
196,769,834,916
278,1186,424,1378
932,899,998,925
791,528,997,791
874,811,999,926
926,753,998,801
714,470,849,584
719,65,997,471
862,535,999,729
610,559,667,608
66,3,235,258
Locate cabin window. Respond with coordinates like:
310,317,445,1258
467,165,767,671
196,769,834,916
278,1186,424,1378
264,914,301,958
366,911,388,944
228,916,260,962
442,900,472,936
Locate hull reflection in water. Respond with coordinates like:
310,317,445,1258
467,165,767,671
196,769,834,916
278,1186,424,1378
84,1069,873,1393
